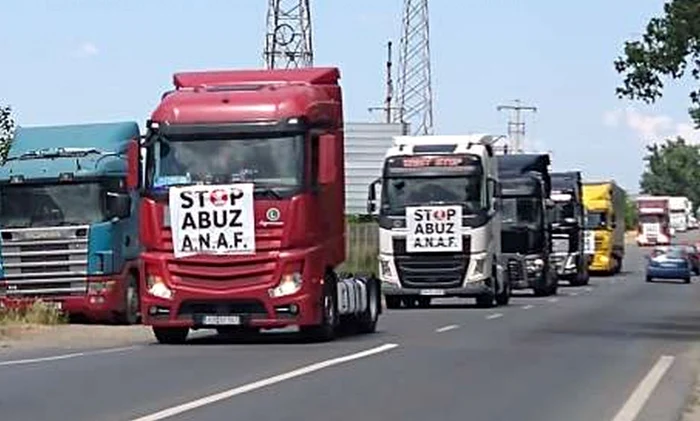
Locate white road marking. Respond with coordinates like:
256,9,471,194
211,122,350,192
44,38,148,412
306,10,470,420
610,355,675,421
485,313,503,320
0,345,139,367
584,287,593,292
569,292,579,296
547,298,559,303
521,304,534,310
130,343,399,421
435,324,459,333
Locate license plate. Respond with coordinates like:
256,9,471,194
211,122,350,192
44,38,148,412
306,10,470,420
44,301,63,310
201,315,241,326
420,289,445,296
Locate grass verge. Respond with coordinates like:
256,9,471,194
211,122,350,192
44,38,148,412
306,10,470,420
0,300,67,338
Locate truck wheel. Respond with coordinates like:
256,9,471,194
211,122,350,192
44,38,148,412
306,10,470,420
476,293,496,308
116,273,140,325
385,296,401,309
153,327,189,344
356,278,380,334
570,267,590,287
495,274,511,306
300,272,338,342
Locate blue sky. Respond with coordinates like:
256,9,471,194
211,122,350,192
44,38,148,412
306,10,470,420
1,0,698,194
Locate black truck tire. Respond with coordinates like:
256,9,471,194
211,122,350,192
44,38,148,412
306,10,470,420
300,272,339,342
356,277,380,334
116,273,140,325
495,265,511,306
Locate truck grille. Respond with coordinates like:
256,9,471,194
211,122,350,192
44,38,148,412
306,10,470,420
0,226,90,297
392,236,470,288
167,252,278,288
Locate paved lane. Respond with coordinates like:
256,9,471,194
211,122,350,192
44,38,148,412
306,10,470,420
2,234,700,421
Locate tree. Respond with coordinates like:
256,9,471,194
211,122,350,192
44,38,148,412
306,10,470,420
639,136,700,206
614,0,700,127
0,105,16,161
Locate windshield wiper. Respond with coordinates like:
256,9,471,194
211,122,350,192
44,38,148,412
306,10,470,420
255,186,283,200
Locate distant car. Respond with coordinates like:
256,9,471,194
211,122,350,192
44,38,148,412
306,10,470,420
681,244,700,275
645,246,693,283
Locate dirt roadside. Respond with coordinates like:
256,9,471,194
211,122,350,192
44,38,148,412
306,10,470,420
0,324,154,352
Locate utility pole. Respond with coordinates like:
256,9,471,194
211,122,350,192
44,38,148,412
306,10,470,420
496,99,537,153
369,41,403,123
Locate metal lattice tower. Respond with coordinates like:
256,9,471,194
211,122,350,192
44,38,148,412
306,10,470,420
263,0,313,69
393,0,434,135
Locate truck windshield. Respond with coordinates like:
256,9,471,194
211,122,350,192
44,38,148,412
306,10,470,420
639,214,663,224
501,198,540,225
380,176,482,215
146,134,304,193
585,211,608,229
552,200,575,222
0,182,107,228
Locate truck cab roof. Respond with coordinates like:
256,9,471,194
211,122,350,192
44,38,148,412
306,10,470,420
496,153,552,196
385,134,500,159
150,67,342,127
0,121,140,182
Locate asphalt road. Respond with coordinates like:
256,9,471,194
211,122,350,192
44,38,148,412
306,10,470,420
2,234,700,421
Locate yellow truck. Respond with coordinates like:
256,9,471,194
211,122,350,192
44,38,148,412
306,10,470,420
582,181,627,275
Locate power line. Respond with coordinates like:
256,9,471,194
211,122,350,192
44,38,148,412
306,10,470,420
496,99,537,153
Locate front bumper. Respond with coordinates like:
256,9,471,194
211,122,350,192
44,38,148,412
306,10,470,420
140,253,324,329
0,276,126,322
381,280,492,298
551,253,578,277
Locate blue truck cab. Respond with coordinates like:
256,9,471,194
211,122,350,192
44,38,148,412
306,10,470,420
0,122,142,324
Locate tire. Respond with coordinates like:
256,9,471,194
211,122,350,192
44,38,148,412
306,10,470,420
476,277,497,308
356,278,380,334
495,266,510,306
300,272,339,342
569,264,590,287
153,327,189,344
646,276,653,283
116,272,140,325
385,296,401,309
684,277,691,284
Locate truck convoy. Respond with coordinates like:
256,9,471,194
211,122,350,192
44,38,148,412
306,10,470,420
0,122,141,324
549,171,589,286
367,134,508,309
582,181,626,275
635,195,671,246
496,153,558,296
138,67,381,344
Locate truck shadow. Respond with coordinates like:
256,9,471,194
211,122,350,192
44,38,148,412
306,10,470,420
175,324,384,346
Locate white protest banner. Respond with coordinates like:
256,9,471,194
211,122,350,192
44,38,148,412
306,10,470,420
406,205,462,253
169,183,256,258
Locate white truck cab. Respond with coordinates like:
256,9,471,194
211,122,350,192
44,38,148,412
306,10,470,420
367,134,508,309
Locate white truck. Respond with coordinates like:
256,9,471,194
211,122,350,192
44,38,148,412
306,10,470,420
366,134,508,309
669,196,689,233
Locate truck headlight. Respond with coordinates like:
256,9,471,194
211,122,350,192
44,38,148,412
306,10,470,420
269,272,303,298
526,258,544,272
147,274,173,300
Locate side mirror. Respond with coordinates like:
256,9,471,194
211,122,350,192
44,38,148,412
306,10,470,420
367,178,381,216
106,192,131,219
318,134,337,185
126,138,139,189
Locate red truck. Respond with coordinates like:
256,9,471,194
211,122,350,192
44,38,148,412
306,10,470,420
137,67,381,344
636,196,671,246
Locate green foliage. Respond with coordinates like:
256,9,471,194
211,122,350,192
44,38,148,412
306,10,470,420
639,137,700,205
0,105,16,161
614,0,700,127
625,198,638,230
